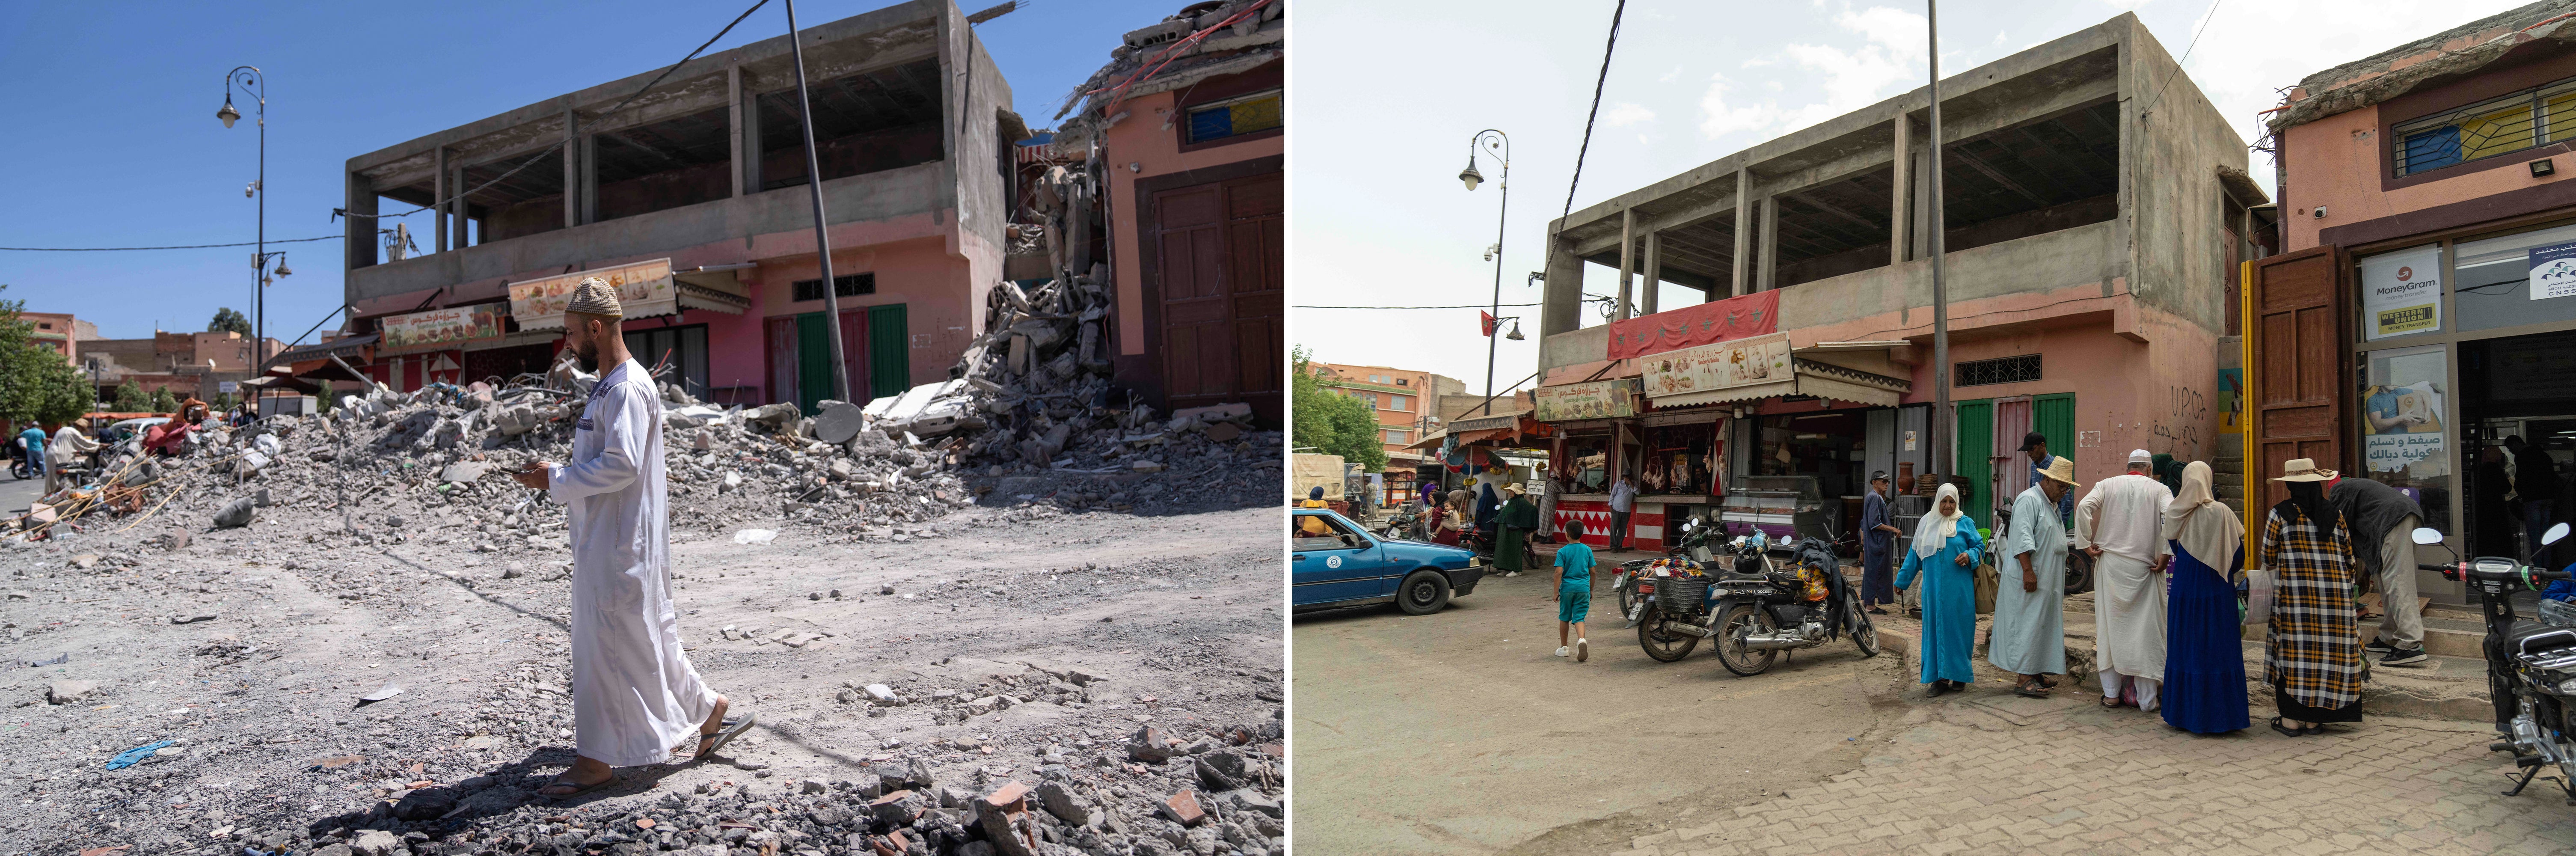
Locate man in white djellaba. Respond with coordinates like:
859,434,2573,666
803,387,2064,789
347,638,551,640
512,278,752,797
2074,449,2176,711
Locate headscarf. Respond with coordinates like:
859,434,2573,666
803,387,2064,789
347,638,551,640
2288,480,2331,528
2161,461,2242,569
1912,483,1966,559
1309,486,1324,501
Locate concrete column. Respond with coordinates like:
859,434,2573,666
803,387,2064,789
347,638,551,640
1890,116,1910,266
1757,196,1779,291
1640,229,1662,316
1615,208,1635,321
1912,147,1935,261
1540,235,1585,337
1731,169,1751,297
728,65,748,199
562,107,580,229
579,134,599,225
454,161,469,247
433,147,448,253
345,170,377,270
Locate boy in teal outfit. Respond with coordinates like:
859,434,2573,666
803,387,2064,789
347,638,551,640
1555,520,1596,662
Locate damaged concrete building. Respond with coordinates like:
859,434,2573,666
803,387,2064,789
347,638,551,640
1531,13,2267,550
1048,0,1283,425
334,0,1020,414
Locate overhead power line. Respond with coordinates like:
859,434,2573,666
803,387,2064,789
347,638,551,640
1294,302,1541,309
0,235,342,252
336,0,773,222
1561,0,1628,220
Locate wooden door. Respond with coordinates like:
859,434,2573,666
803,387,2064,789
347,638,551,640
868,304,909,399
1955,399,1993,525
795,312,832,415
2247,245,2351,511
765,316,798,408
1152,171,1282,421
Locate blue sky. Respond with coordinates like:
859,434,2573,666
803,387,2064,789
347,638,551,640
1291,0,2534,394
0,0,1160,342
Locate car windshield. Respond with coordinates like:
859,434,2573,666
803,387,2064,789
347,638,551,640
1293,514,1364,551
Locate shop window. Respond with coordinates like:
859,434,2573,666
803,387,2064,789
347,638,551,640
1184,89,1282,145
792,273,875,302
2362,344,2453,535
1953,354,2041,387
2454,222,2576,333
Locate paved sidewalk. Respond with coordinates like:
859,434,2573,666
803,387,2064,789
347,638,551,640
1617,686,2576,856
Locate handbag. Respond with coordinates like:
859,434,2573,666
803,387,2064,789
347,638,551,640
2238,567,2273,626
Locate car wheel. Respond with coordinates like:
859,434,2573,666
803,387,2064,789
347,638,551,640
1395,570,1451,615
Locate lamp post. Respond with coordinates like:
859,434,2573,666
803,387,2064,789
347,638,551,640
1460,129,1510,416
218,65,288,409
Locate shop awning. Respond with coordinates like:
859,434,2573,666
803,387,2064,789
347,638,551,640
674,266,754,315
273,333,377,363
1649,358,1911,408
1446,409,1528,433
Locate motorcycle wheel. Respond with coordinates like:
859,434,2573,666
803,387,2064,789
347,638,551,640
1850,605,1881,658
1617,577,1641,619
2064,550,2095,597
1714,603,1780,676
1636,606,1701,662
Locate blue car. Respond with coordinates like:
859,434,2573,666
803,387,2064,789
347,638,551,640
1292,508,1485,615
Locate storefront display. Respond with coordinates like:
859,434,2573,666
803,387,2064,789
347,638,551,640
2359,245,2443,341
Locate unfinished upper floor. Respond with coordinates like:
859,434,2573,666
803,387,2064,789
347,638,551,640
1538,13,2264,374
341,0,1023,306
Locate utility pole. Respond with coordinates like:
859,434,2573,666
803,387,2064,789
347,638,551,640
1926,0,1952,482
785,0,852,404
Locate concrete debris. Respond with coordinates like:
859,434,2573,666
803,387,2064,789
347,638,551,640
45,680,99,705
212,497,255,529
732,529,778,545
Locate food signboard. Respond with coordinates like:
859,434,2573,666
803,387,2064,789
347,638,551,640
508,259,677,331
1639,332,1792,398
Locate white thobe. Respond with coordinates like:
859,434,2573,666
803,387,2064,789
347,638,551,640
549,358,717,767
45,426,98,494
2074,473,2173,707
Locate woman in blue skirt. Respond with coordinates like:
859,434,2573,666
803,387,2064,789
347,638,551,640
2159,461,2250,733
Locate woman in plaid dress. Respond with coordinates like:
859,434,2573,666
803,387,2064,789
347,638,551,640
2260,458,2365,736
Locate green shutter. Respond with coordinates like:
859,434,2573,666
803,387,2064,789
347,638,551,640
1954,399,1994,527
868,304,910,399
795,312,831,415
2033,393,2075,467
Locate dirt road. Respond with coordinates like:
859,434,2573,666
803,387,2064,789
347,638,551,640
0,499,1283,856
1290,571,1911,855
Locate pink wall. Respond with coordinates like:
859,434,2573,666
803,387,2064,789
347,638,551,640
2282,103,2576,252
747,234,975,393
1101,87,1285,357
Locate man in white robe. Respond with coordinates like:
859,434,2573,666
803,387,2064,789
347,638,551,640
2074,449,2175,710
44,419,99,494
513,279,747,797
1993,456,2078,696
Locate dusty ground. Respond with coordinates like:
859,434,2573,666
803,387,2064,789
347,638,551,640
1289,568,1911,855
0,496,1282,856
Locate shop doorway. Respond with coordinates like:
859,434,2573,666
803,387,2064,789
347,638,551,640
2459,330,2576,562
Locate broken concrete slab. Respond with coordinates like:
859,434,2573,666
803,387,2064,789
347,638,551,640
46,680,98,704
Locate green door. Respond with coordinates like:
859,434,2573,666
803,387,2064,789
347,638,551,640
867,304,910,399
1954,399,1994,528
795,312,832,415
2033,393,2075,467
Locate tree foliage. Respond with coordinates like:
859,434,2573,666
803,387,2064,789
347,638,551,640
1291,346,1389,473
209,307,252,336
0,286,95,426
148,386,179,413
113,380,148,412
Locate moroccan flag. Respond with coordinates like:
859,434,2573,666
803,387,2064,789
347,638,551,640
1479,311,1497,336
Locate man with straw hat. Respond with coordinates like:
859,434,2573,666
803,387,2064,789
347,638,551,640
1994,455,2080,697
2074,449,2175,710
43,418,98,495
2260,458,2365,735
510,278,750,797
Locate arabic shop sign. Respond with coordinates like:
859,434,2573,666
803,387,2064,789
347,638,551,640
1533,378,1638,421
508,259,678,331
377,304,505,355
1639,332,1792,399
2531,241,2576,300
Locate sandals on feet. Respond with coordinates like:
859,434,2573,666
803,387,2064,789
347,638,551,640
540,773,618,800
2013,681,2050,698
694,712,756,760
2270,716,2308,737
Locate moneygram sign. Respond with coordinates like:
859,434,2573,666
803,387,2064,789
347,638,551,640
2359,246,2441,341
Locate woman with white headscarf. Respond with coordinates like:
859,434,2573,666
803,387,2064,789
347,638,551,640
1896,483,1985,696
2160,461,2249,734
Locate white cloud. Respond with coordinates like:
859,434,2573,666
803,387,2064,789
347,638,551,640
1698,5,1929,141
1698,73,1783,139
1658,64,1685,83
1604,102,1656,127
2100,0,2154,9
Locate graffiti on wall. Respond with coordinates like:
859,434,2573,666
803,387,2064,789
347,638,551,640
2149,385,2207,460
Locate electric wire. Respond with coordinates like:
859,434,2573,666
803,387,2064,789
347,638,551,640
1294,302,1541,309
1561,0,1627,220
337,0,773,222
0,235,342,252
2138,0,2225,121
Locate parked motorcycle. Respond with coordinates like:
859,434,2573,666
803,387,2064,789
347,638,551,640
1615,515,1726,625
1378,508,1427,542
2416,523,2576,800
1635,532,1878,674
1991,503,2095,596
5,440,31,482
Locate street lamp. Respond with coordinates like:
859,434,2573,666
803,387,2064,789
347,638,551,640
218,65,270,409
1461,129,1509,416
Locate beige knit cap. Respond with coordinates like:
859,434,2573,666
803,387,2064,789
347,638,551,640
564,277,623,318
